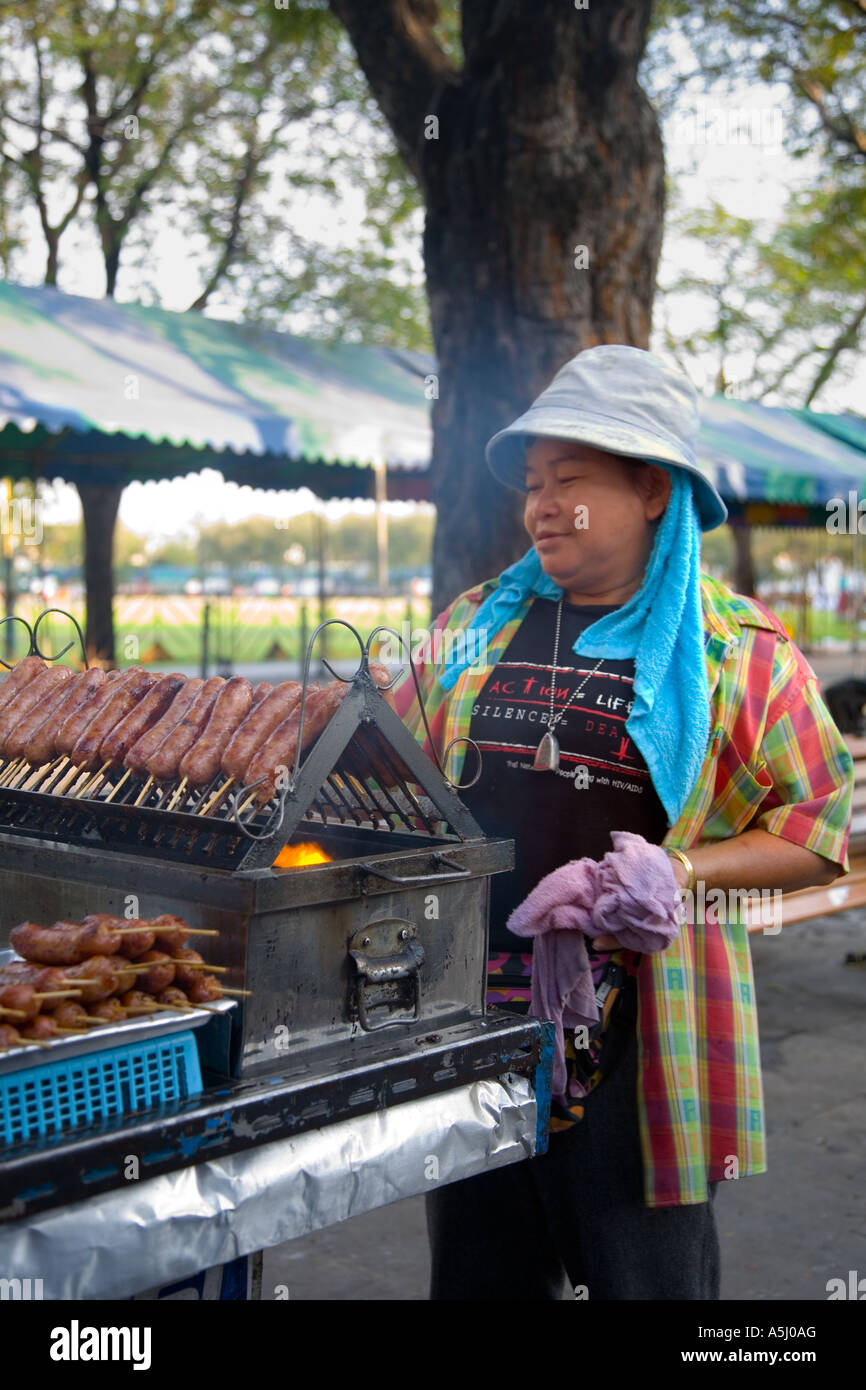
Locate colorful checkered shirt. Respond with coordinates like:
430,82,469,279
392,572,854,1208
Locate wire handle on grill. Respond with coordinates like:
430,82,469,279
365,624,482,792
227,617,483,842
0,609,89,671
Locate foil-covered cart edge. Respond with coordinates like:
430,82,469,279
0,1073,537,1299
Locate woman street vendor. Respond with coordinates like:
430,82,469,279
391,345,854,1301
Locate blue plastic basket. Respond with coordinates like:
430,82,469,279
0,1031,202,1145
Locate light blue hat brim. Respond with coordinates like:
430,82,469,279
486,415,727,533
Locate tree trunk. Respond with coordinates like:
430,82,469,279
77,482,122,663
731,523,756,597
329,0,664,617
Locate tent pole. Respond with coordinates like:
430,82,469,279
1,479,15,662
316,507,327,674
375,459,388,598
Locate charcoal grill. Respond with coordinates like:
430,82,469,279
0,620,553,1293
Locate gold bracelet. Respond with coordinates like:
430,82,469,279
665,846,696,895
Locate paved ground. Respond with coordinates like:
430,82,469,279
260,907,866,1301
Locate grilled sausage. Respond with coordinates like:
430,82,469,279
79,915,155,958
186,972,223,1004
0,1023,23,1048
250,683,274,708
0,983,41,1021
9,920,90,966
146,676,224,784
119,989,161,1016
132,950,176,994
246,682,347,802
220,681,302,782
89,998,128,1023
71,667,157,768
54,667,116,759
22,667,102,766
0,664,66,757
125,677,204,775
0,655,45,718
21,1014,59,1040
59,956,122,1003
99,672,186,766
178,676,253,787
3,665,76,762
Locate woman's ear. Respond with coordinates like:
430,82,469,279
641,465,672,521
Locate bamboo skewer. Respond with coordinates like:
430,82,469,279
0,758,25,786
133,775,154,806
78,761,111,798
54,762,85,796
36,757,70,794
167,960,228,973
221,987,253,996
0,1006,27,1019
104,768,131,802
31,990,84,1002
199,777,234,816
165,777,188,811
5,762,35,789
21,762,52,791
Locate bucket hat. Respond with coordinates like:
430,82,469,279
485,344,727,531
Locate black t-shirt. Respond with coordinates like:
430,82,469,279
461,596,669,973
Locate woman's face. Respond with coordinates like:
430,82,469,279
523,438,672,603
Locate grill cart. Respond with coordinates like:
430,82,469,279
0,625,553,1300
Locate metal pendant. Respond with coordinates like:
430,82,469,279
532,730,560,772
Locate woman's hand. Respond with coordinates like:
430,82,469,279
592,854,689,950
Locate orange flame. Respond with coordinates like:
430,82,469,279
273,841,333,868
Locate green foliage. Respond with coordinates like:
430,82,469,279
0,0,429,347
652,2,866,405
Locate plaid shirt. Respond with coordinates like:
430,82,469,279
393,571,854,1208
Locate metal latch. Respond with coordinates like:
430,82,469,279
347,917,425,1031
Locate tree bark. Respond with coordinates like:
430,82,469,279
330,0,664,616
77,482,122,663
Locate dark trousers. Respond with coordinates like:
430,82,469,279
425,1023,720,1300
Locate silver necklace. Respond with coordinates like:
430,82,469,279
532,598,607,772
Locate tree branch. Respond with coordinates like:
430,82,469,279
327,0,456,180
804,292,866,405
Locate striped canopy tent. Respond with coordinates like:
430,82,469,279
0,281,432,501
696,397,866,529
1,278,864,520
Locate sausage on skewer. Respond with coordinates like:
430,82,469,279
245,681,347,802
220,681,302,782
125,677,204,776
71,668,157,770
22,667,107,767
146,677,225,785
178,677,254,787
53,668,113,759
4,666,76,762
79,916,155,958
99,673,187,767
0,664,68,758
130,950,175,994
0,655,46,721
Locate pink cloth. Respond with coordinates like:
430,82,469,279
506,831,684,1093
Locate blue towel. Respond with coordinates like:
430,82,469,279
438,467,710,826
